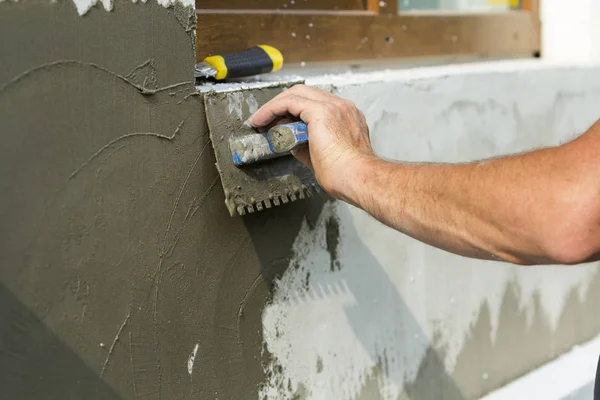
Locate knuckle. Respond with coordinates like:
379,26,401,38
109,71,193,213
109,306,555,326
290,84,306,93
342,99,355,108
335,99,348,109
323,102,337,114
285,94,303,105
283,86,297,97
340,99,357,114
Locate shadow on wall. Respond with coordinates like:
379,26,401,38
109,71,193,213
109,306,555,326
0,283,122,400
244,198,467,400
334,204,466,400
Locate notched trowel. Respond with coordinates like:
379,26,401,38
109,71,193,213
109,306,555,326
204,84,319,217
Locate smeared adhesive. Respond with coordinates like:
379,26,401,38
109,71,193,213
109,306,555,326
70,0,194,16
195,77,304,94
187,343,199,375
227,92,243,121
245,94,259,115
261,201,599,400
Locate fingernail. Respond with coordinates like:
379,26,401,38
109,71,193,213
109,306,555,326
243,118,253,128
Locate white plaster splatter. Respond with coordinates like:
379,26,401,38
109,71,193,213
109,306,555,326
196,77,305,94
260,64,600,400
154,0,193,8
187,343,199,376
227,92,244,122
72,0,112,15
262,202,599,400
245,94,259,116
70,0,194,16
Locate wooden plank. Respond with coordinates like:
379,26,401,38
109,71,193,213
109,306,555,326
366,0,398,14
520,0,540,55
196,0,365,10
382,0,398,15
196,11,540,63
520,0,538,12
366,0,380,12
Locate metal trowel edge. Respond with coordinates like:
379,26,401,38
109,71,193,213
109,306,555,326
203,84,319,217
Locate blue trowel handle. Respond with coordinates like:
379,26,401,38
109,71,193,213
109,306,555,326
230,121,309,166
267,122,308,153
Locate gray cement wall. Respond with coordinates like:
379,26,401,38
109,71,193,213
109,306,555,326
1,1,599,400
259,63,600,400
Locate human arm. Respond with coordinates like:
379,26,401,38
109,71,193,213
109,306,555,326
249,85,600,265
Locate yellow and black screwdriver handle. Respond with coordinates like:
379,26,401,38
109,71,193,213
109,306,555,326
198,45,283,80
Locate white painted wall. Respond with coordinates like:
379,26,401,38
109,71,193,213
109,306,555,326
542,0,600,61
259,61,600,399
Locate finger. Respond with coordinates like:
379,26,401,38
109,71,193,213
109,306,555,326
277,117,296,125
283,84,333,102
269,116,297,131
290,147,313,170
249,94,319,128
256,115,296,132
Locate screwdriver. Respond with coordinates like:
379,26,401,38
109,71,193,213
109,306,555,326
195,45,284,81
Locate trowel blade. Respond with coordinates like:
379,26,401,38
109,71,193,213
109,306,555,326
204,83,319,217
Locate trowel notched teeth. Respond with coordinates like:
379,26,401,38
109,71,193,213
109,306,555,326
232,183,321,217
236,205,247,216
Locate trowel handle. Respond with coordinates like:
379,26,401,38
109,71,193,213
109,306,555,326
267,122,308,153
203,45,284,80
229,121,308,166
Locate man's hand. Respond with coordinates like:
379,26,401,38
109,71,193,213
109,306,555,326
248,84,374,205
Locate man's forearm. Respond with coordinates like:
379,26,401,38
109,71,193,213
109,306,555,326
248,86,600,265
347,135,600,265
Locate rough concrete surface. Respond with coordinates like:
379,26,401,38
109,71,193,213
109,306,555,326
0,1,311,399
2,1,600,400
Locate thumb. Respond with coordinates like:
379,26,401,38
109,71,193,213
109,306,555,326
290,147,313,170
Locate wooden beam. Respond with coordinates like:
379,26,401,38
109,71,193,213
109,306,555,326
196,11,540,63
366,0,380,12
196,0,365,10
366,0,398,14
520,0,540,56
520,0,538,12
